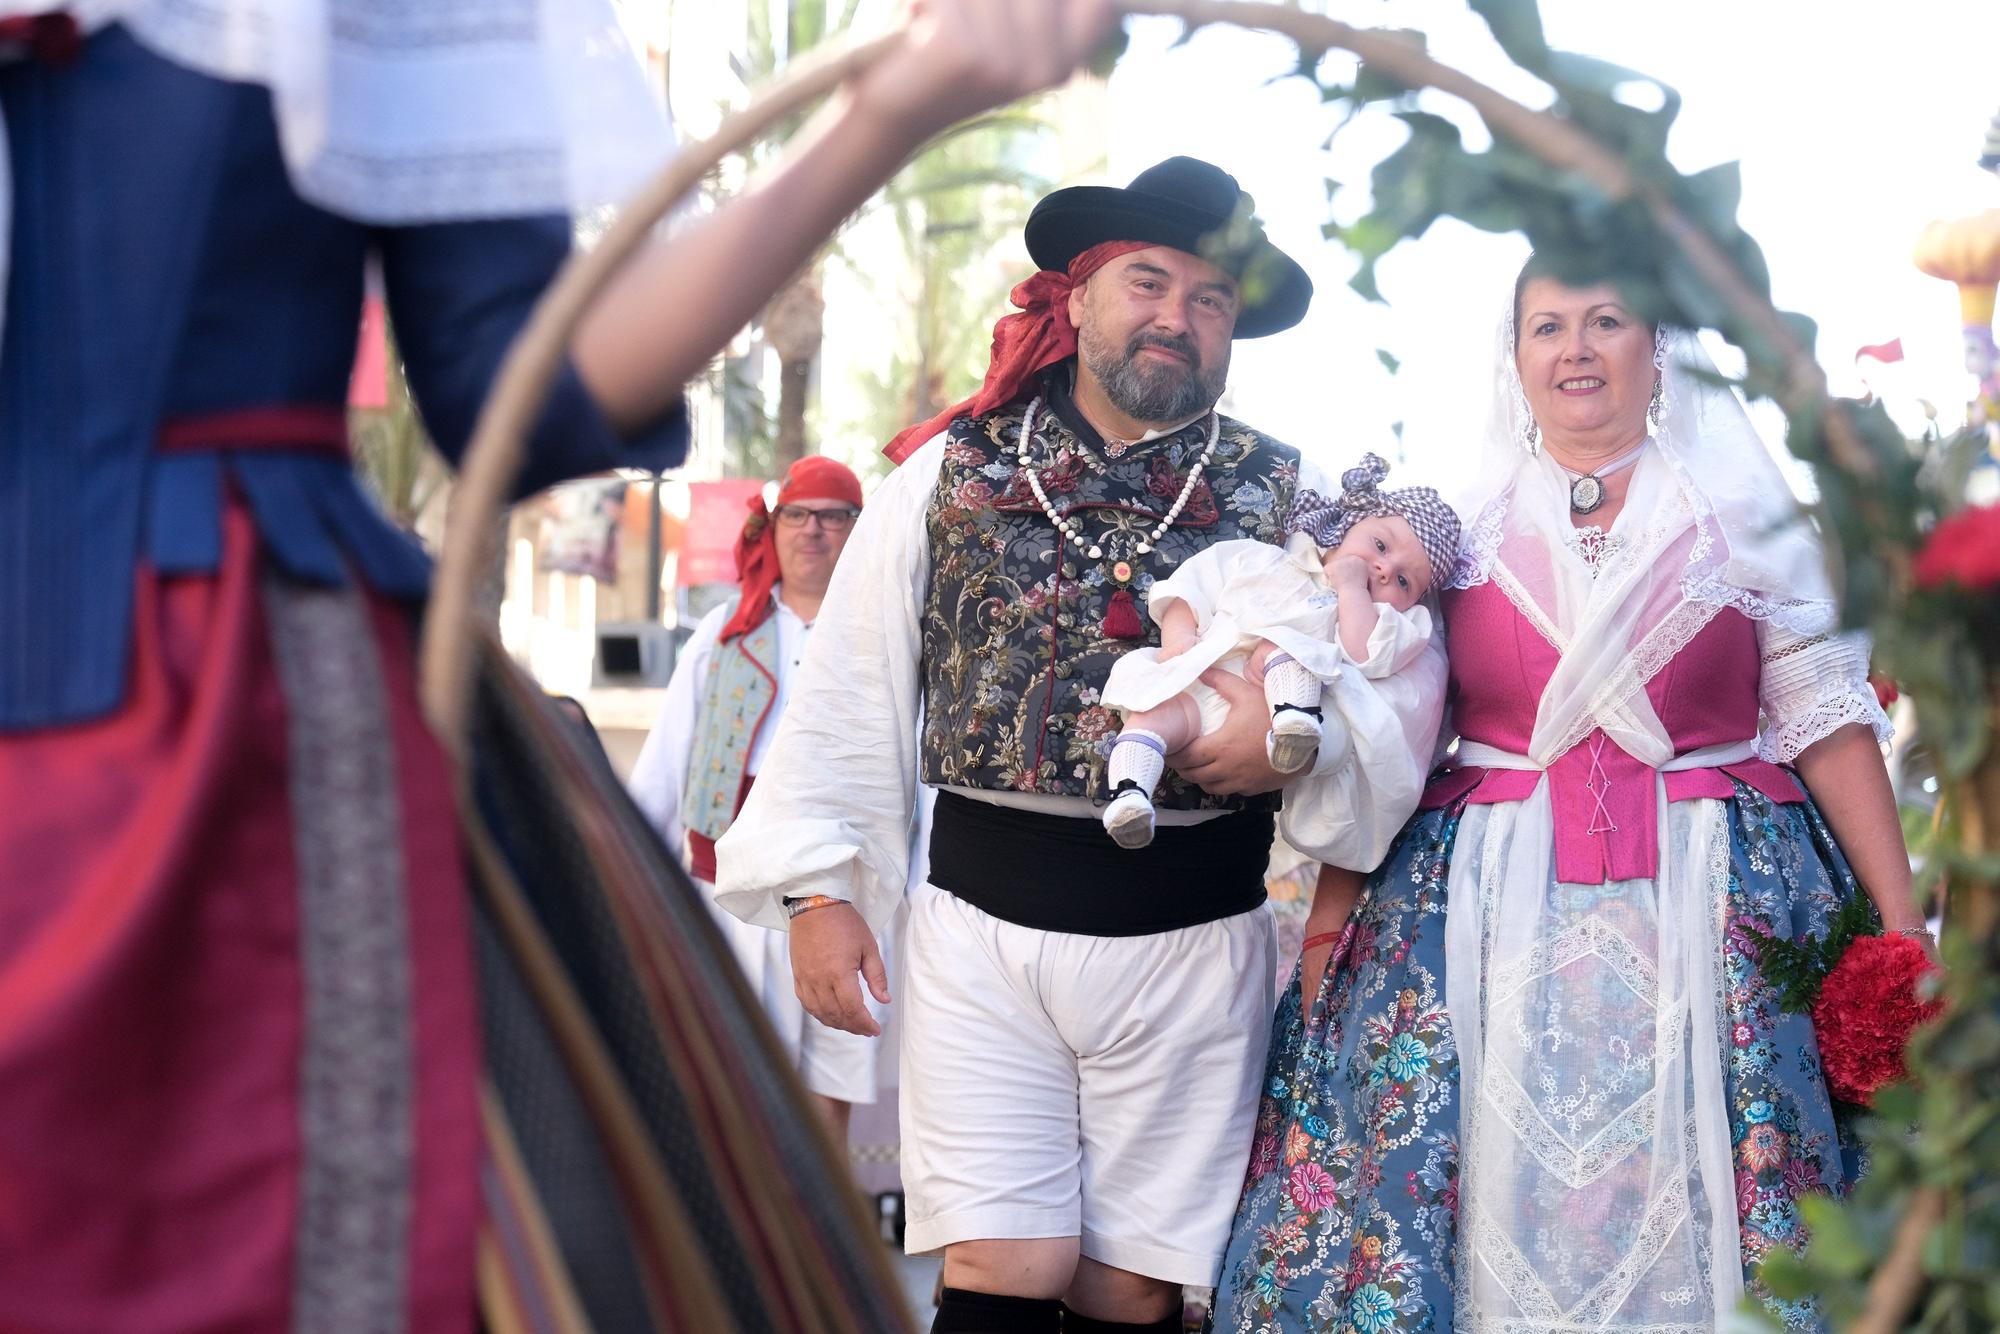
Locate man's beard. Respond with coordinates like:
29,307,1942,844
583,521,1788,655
1078,324,1228,426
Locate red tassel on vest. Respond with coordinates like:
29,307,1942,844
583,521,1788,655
1102,588,1144,640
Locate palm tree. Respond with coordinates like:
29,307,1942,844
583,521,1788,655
730,1,1062,474
840,106,1070,478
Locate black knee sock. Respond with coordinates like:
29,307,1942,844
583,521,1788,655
1059,1304,1182,1333
931,1287,1064,1333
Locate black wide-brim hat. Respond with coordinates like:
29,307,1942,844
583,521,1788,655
1024,156,1313,339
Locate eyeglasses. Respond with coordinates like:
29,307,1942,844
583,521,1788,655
773,504,859,530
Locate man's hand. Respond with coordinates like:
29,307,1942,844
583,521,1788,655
789,902,889,1037
1165,669,1288,796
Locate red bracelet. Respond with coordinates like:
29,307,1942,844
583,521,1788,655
1302,931,1341,952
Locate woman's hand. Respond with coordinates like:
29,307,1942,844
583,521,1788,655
850,0,1122,144
1301,865,1365,1000
575,0,1123,432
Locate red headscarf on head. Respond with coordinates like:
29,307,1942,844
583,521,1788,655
719,454,864,642
882,239,1155,464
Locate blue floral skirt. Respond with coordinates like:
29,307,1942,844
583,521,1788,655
1209,783,1867,1333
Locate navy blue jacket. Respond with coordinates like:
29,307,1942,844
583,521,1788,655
0,28,688,727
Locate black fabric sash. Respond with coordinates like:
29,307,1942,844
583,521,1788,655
927,789,1271,937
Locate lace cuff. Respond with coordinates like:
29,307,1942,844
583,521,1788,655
1756,626,1891,763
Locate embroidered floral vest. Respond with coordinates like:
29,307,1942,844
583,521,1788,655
685,605,779,842
920,398,1299,809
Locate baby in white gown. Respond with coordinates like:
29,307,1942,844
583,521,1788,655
1100,453,1461,849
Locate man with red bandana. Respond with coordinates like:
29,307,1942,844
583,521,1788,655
718,159,1448,1334
629,456,890,1141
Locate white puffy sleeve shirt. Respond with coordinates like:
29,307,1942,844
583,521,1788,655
714,438,1450,932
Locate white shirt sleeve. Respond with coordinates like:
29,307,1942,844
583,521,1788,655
1144,540,1241,629
625,602,730,861
1755,622,1891,763
1350,601,1435,680
1277,454,1449,870
714,435,945,932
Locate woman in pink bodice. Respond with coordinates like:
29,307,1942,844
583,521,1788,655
1211,260,1921,1334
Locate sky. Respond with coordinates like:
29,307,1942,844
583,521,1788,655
1092,0,2000,497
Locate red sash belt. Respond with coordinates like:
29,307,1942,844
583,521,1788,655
157,407,349,459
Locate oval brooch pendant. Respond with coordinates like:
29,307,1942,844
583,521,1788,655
1110,559,1134,584
1570,474,1605,515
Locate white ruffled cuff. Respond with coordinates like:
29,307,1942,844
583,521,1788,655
1756,629,1892,764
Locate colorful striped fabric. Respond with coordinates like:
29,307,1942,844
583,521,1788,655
465,636,911,1333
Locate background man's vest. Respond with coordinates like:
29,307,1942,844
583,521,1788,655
686,603,778,855
919,399,1299,811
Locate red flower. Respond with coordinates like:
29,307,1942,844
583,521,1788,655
1869,673,1900,709
1913,503,2000,592
1741,1122,1788,1172
1812,934,1944,1106
953,479,995,512
1288,1161,1336,1213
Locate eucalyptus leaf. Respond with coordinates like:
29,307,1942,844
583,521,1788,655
1797,1196,1871,1277
1467,0,1550,71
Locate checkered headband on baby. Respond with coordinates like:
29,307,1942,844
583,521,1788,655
1286,452,1462,589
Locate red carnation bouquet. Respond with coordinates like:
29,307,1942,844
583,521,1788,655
1753,899,1943,1107
1912,502,2000,593
1811,933,1943,1105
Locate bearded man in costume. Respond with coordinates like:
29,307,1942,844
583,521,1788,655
630,456,894,1141
719,158,1449,1334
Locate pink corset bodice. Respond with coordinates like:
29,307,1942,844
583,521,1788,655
1421,578,1802,883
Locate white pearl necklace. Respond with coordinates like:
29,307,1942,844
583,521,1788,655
1017,397,1219,560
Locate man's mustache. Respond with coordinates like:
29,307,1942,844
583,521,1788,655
1126,331,1200,370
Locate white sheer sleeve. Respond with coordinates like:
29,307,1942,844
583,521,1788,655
1755,622,1891,764
713,435,943,933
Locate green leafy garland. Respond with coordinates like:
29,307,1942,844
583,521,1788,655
1749,895,1879,1015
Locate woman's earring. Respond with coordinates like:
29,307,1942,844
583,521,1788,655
1523,418,1540,455
1647,376,1664,430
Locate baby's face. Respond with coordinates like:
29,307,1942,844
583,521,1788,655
1326,514,1432,612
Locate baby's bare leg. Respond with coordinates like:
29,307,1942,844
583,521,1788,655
1119,692,1203,754
1245,639,1281,685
